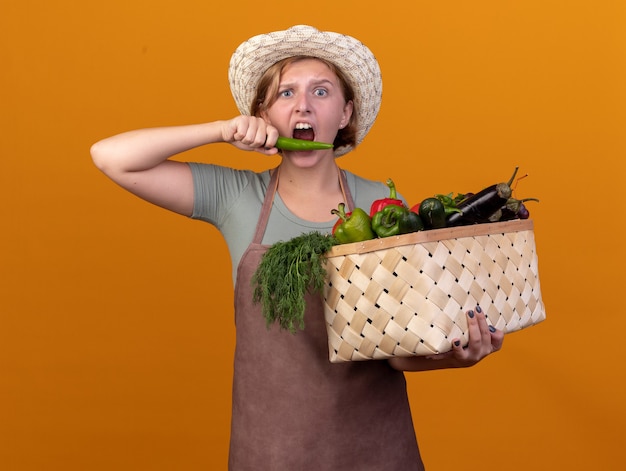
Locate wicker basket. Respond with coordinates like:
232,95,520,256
322,219,546,362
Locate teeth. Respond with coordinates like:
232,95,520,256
295,123,312,130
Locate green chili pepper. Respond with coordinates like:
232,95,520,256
275,136,334,151
331,203,375,244
435,193,463,216
372,204,424,238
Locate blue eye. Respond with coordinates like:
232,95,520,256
314,89,328,97
280,90,293,98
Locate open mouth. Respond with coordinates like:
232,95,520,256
292,122,315,141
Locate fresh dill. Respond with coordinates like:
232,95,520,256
251,231,339,333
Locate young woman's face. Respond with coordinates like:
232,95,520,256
263,58,353,151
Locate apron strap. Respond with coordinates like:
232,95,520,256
338,168,355,212
251,167,280,245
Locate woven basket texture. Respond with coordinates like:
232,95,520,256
323,219,546,362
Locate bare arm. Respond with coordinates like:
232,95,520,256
90,117,279,216
388,307,504,372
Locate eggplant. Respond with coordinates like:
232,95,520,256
446,167,520,226
495,197,539,221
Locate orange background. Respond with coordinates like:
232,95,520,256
2,1,625,470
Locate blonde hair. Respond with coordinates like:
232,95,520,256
250,56,357,151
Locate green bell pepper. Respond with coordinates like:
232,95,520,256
331,202,375,244
372,204,424,238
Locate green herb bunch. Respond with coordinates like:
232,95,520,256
251,231,339,333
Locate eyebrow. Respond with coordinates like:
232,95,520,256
279,78,336,89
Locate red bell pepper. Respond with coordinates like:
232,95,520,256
369,178,404,217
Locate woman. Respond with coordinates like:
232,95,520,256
92,25,504,470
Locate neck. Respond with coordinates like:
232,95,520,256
275,160,346,222
277,160,341,195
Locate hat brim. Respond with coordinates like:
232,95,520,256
228,25,382,157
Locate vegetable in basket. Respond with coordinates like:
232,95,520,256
331,203,375,244
489,197,540,222
434,193,463,216
251,231,339,333
369,178,404,217
372,204,424,238
445,167,520,226
414,197,447,229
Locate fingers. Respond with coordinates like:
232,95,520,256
401,306,504,370
467,306,491,354
450,306,503,366
489,323,505,353
226,116,279,154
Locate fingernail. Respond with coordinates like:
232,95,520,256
476,305,482,313
468,310,475,318
454,340,461,347
489,325,496,333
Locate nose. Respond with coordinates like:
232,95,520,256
295,93,310,113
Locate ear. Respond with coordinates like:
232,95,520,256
340,100,354,128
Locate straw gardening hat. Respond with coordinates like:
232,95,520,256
228,25,382,156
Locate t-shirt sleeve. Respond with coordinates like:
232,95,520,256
188,163,255,227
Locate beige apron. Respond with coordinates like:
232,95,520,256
229,168,424,470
